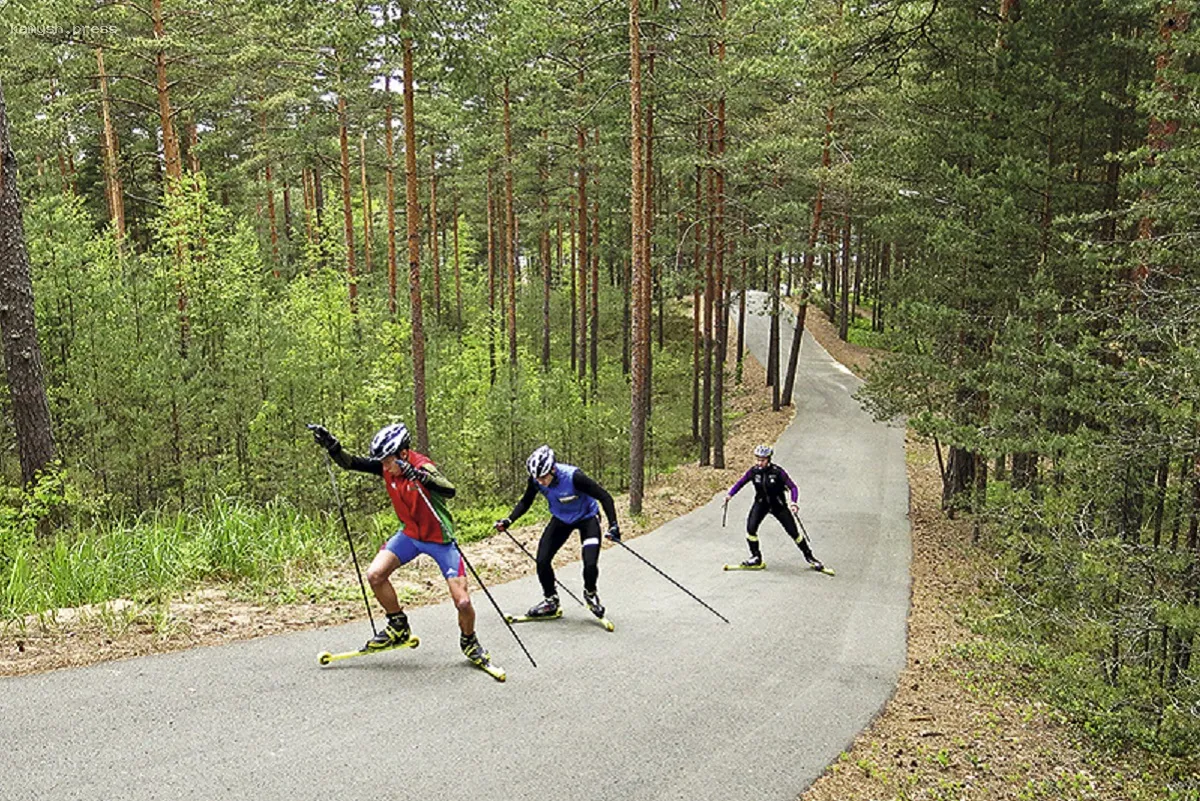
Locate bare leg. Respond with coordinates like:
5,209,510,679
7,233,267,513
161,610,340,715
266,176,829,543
366,549,403,615
447,576,475,636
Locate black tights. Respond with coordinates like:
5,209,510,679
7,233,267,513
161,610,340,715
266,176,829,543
746,501,815,560
537,515,602,597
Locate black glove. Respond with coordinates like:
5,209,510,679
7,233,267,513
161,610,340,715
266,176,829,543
606,524,621,542
396,458,417,481
494,517,512,532
307,424,339,453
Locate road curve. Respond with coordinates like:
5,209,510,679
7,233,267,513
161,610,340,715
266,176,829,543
0,294,909,801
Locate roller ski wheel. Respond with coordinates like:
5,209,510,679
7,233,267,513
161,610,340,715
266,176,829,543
723,561,767,571
317,635,421,666
583,591,614,632
504,609,564,624
472,659,507,682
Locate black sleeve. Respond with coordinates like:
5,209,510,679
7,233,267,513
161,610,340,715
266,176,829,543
416,464,456,498
329,445,383,476
574,470,618,528
507,478,541,523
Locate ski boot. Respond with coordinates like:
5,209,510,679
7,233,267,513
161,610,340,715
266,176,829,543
461,633,506,682
365,611,412,651
740,554,765,569
583,590,605,619
526,594,560,618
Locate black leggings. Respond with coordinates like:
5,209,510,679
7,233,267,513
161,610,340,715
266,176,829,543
746,501,814,560
537,515,602,597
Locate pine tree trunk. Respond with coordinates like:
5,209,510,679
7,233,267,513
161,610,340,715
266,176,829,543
454,196,463,331
487,170,497,385
569,193,577,373
839,214,850,341
503,78,518,371
401,0,428,449
337,93,358,313
0,78,56,487
260,109,279,269
629,0,648,513
96,48,125,246
430,152,440,321
577,84,589,385
360,131,372,275
591,196,600,391
692,124,704,442
700,109,715,467
712,35,727,469
385,82,398,317
781,92,832,406
152,0,182,185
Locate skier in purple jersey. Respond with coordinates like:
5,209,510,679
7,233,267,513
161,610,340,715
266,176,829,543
724,444,824,571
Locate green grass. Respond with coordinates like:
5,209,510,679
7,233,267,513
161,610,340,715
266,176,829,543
1,498,347,620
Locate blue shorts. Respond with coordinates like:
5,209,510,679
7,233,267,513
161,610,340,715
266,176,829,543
382,532,464,580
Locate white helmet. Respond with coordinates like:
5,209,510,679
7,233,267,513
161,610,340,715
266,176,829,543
753,444,773,459
369,423,412,460
526,445,556,479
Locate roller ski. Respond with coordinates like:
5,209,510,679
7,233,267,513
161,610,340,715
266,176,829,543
809,559,835,577
506,594,563,624
461,633,506,682
318,611,421,665
724,554,766,571
583,590,616,632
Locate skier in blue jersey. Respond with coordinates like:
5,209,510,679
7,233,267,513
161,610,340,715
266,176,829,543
494,445,621,619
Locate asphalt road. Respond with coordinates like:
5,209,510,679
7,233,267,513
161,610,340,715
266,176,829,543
0,293,909,801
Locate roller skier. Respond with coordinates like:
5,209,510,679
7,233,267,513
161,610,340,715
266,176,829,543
309,422,503,678
724,444,826,573
495,446,621,625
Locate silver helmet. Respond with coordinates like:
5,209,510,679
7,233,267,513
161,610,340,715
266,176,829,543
369,423,412,460
526,445,556,479
753,444,774,460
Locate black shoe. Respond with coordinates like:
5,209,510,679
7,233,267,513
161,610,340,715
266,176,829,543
808,558,825,572
366,613,411,650
527,595,560,618
740,554,764,569
583,590,605,618
460,633,489,666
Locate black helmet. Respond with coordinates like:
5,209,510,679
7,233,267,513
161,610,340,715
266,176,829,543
526,445,556,479
369,423,412,460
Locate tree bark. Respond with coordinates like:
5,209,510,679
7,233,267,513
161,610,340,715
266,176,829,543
385,80,398,317
337,93,358,313
712,11,727,468
430,151,440,321
0,78,56,486
454,196,463,331
401,1,428,449
360,131,372,275
502,78,518,371
629,0,648,513
96,48,125,247
577,76,589,385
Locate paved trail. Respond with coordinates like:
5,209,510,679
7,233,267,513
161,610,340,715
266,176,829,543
0,294,909,801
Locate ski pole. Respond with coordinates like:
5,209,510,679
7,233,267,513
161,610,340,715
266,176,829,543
318,449,377,636
409,481,537,667
457,543,538,668
500,528,585,608
792,508,814,544
721,499,728,528
611,539,730,624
